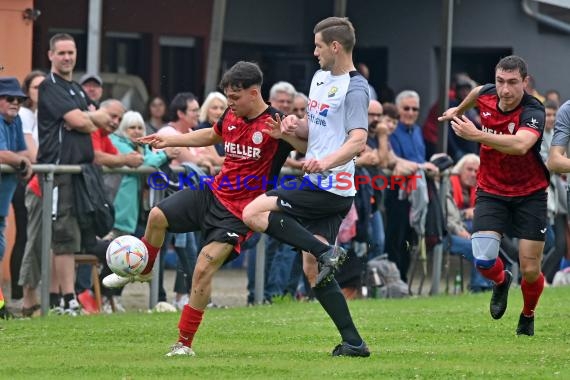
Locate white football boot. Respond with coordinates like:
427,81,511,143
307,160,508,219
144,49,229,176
102,272,153,288
165,342,196,357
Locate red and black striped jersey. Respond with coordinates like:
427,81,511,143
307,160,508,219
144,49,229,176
476,84,548,196
211,107,292,219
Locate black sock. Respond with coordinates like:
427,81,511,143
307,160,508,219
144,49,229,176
266,211,330,257
313,279,362,346
63,293,75,309
49,293,60,308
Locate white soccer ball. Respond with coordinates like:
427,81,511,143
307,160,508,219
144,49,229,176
106,235,149,277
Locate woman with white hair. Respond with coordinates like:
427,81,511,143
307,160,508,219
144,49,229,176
110,111,178,236
447,153,493,291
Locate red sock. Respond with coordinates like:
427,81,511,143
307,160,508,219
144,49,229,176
478,258,505,284
521,273,544,317
141,237,161,275
178,305,204,347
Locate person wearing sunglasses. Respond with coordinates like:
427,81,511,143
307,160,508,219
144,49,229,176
0,76,33,319
386,90,438,285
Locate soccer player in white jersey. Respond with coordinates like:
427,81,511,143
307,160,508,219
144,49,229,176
243,17,370,357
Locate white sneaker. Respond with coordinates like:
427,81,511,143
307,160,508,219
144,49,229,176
172,294,189,311
165,342,196,357
64,299,81,316
103,273,152,288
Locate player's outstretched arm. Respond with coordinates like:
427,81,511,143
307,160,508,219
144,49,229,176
139,128,222,149
438,85,483,122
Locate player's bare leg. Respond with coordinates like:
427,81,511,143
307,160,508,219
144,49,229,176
168,242,234,356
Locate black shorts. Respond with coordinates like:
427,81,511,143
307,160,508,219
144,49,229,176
472,189,548,241
157,187,250,253
266,178,353,244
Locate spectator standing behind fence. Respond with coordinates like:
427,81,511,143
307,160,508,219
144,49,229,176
145,95,168,135
7,71,45,316
111,111,176,236
547,100,570,274
0,77,33,319
197,91,227,157
355,100,385,260
544,90,561,108
440,55,548,336
539,100,568,284
386,90,438,283
80,73,104,106
37,33,112,315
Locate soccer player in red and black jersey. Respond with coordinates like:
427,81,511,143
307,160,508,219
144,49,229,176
103,61,307,356
439,55,548,336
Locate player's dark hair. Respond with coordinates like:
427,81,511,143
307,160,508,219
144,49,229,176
495,55,528,79
313,17,356,52
49,33,75,51
168,92,197,122
219,61,263,91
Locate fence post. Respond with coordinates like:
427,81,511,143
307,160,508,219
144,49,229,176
40,169,54,316
254,234,266,304
430,171,450,295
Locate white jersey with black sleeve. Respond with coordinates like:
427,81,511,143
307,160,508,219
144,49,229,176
305,69,369,196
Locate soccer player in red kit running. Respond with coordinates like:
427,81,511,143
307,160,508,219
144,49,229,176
103,61,306,356
439,55,548,336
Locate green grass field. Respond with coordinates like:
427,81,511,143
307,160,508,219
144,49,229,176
3,286,570,379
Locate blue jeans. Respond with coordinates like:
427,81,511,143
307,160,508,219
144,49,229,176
265,236,297,298
368,210,385,260
173,232,198,294
75,264,92,293
449,235,493,289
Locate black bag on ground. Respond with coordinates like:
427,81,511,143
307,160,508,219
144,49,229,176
366,255,409,298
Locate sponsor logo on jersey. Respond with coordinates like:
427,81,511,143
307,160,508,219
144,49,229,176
307,99,330,126
224,142,261,159
228,125,236,131
481,125,504,135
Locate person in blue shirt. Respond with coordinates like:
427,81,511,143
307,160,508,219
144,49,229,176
386,90,437,284
0,77,32,319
